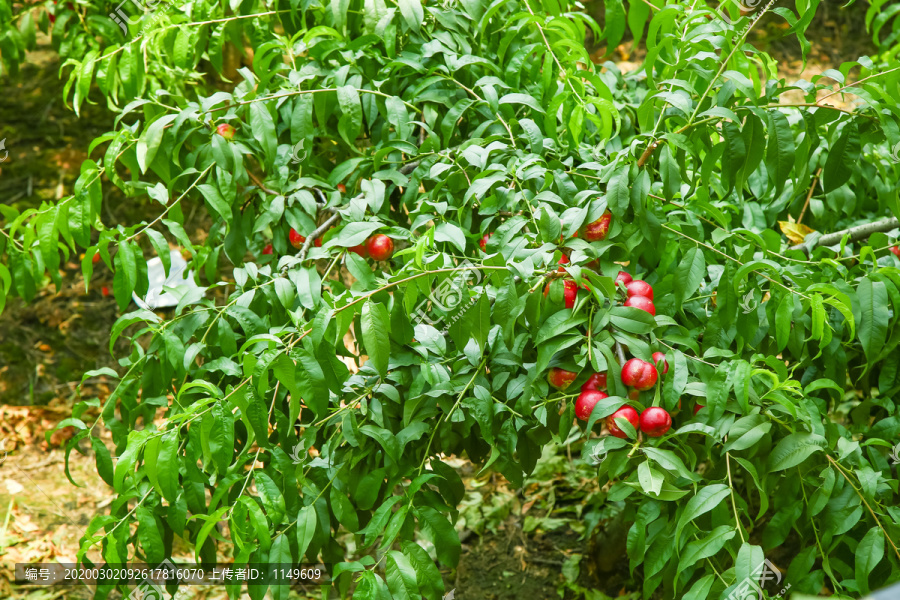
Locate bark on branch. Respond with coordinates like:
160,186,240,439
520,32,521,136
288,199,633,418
805,217,899,251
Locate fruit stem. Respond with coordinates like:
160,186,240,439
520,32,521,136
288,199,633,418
626,437,641,457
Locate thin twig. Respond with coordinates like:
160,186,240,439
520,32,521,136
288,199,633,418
297,210,341,262
796,168,821,225
826,455,900,563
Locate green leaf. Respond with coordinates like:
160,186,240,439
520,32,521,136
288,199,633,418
361,299,390,377
858,278,889,362
137,114,177,173
385,550,421,600
767,432,826,472
416,507,460,566
609,305,656,334
337,86,363,146
675,246,705,305
250,102,277,165
637,461,664,496
765,110,796,198
254,471,286,524
397,0,424,31
855,526,885,595
823,120,860,193
674,484,731,541
678,526,736,582
297,505,318,560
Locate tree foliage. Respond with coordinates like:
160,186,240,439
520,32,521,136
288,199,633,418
3,0,900,598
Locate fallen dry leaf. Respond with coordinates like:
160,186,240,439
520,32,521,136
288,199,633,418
779,221,816,244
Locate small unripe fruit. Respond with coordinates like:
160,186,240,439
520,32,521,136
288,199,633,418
289,228,305,249
581,372,607,392
216,123,235,140
615,271,632,285
624,295,656,315
606,406,639,438
366,234,394,261
639,407,672,437
479,232,492,251
262,243,273,255
337,183,346,193
548,367,577,391
583,212,612,242
621,358,658,391
625,280,654,300
652,352,668,375
575,390,609,421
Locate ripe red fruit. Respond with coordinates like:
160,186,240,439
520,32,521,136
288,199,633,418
694,403,704,415
624,295,656,315
621,358,658,391
563,280,577,308
639,407,672,437
262,243,273,255
479,232,493,251
289,228,305,249
575,390,609,421
583,211,612,241
891,246,900,258
314,237,323,247
216,123,235,140
543,280,578,309
548,367,577,391
652,352,668,375
92,253,101,264
366,234,394,261
557,254,570,271
615,271,633,285
337,183,346,193
606,406,640,438
625,280,654,300
101,286,110,297
581,372,607,392
349,244,369,258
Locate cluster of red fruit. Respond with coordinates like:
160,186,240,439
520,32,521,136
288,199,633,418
481,212,657,315
548,353,672,438
544,271,673,438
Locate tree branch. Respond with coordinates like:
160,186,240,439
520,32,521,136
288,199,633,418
297,209,342,263
809,217,899,249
